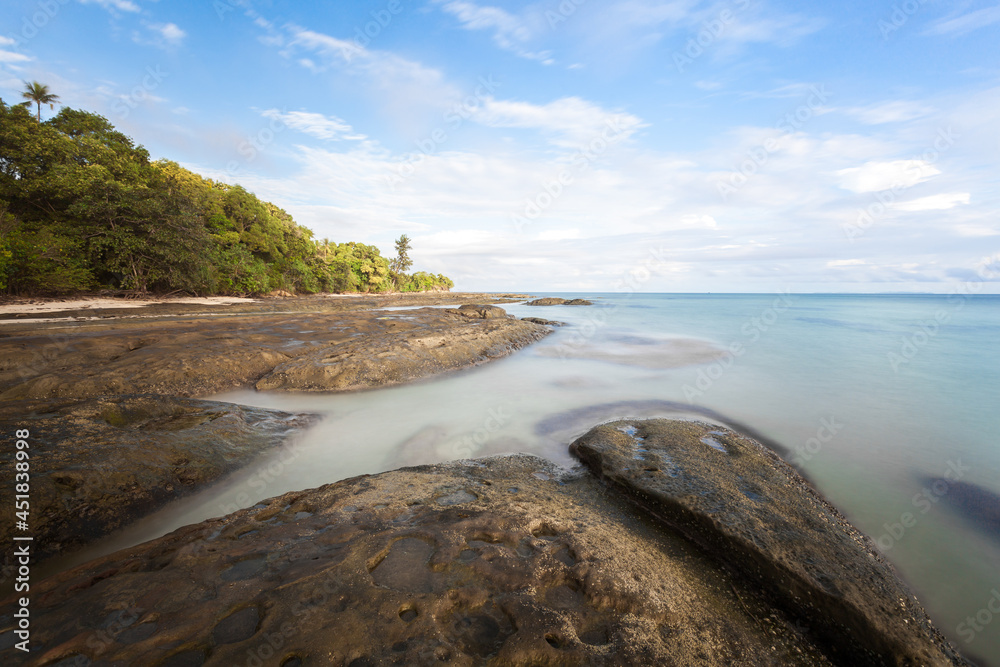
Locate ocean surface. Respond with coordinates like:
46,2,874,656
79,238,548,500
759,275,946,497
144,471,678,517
50,293,1000,664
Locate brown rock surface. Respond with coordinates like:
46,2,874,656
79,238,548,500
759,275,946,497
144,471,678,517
0,299,550,400
0,396,315,577
1,421,971,666
570,419,969,666
525,297,593,306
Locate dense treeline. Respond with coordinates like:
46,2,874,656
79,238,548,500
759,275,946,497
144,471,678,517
0,100,453,296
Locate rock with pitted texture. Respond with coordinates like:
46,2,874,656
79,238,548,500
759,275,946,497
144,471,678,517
255,309,549,392
2,420,974,666
0,396,315,582
570,419,970,667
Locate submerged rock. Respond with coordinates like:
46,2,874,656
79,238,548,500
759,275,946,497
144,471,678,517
520,317,564,327
4,420,971,665
525,297,593,306
923,476,1000,538
0,395,315,579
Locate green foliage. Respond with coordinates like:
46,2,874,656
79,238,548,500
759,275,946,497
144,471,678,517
390,234,412,274
0,100,453,296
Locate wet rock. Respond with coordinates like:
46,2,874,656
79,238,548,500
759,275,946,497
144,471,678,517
521,317,564,327
255,311,549,392
445,304,510,319
0,297,551,400
525,297,593,306
0,395,315,577
5,424,972,665
570,419,969,666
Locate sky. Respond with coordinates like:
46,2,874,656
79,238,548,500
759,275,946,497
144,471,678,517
1,0,999,293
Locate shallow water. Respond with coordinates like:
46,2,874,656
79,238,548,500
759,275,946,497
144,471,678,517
54,293,1000,664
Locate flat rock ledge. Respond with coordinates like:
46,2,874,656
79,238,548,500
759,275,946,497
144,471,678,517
255,309,550,392
0,305,552,400
0,396,315,582
1,420,970,666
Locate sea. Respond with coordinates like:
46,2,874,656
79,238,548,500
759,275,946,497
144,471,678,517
45,293,1000,664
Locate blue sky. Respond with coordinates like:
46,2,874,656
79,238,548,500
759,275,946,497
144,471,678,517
2,0,999,292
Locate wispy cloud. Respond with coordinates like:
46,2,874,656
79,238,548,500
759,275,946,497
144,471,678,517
836,160,940,193
0,50,33,64
260,109,367,141
434,0,553,63
842,100,935,125
473,96,647,147
77,0,140,13
924,4,1000,36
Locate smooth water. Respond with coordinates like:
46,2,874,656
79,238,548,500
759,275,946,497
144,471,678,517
56,293,1000,664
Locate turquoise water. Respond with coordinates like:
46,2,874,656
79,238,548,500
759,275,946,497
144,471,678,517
56,293,1000,664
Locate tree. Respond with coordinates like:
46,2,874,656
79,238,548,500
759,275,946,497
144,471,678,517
391,234,413,274
20,81,60,122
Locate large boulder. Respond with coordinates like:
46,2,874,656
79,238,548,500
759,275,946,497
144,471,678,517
570,419,968,666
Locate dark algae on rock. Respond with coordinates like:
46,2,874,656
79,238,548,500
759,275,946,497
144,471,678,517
2,420,973,666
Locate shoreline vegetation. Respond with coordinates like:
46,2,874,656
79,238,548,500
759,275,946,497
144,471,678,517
0,100,452,297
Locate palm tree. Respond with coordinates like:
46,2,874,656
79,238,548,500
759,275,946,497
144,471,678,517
20,81,60,121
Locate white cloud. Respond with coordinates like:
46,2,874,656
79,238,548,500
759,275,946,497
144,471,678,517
285,26,460,126
0,50,32,64
77,0,140,13
155,23,186,44
842,100,935,125
0,37,16,47
261,109,367,141
435,0,553,62
892,192,970,212
473,96,646,147
836,160,940,193
924,5,1000,36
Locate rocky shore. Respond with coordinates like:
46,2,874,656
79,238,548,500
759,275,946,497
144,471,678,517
0,293,975,665
0,294,553,581
1,420,970,666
